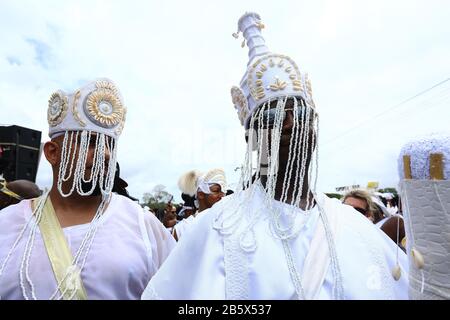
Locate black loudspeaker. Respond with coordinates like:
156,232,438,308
0,125,42,182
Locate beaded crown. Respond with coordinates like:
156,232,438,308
47,78,126,139
230,12,315,127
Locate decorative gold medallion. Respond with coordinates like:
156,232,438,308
48,92,68,126
231,86,249,125
84,81,125,128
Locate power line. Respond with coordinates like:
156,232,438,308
322,78,450,146
320,86,450,158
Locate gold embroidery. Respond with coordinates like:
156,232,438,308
47,92,68,127
231,86,249,125
269,78,287,91
72,90,86,127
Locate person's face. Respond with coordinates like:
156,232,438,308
163,206,177,227
246,98,317,169
343,196,373,221
165,206,177,218
184,208,195,218
198,183,225,209
45,131,112,195
206,183,225,206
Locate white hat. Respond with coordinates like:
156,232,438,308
47,78,126,139
178,168,227,196
230,12,315,127
197,168,227,195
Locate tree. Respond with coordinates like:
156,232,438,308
377,187,398,196
142,184,174,211
325,193,343,200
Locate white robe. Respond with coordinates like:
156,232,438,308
0,194,176,300
172,215,196,240
142,183,409,300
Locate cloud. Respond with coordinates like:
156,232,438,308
25,38,53,69
1,0,449,202
6,56,21,66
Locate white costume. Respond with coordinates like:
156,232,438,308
143,183,408,299
398,133,450,299
0,195,174,299
0,78,175,300
142,12,408,300
172,215,195,240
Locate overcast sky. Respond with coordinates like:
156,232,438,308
1,0,449,202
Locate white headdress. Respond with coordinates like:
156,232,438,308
178,170,202,196
197,169,227,195
213,13,343,300
178,169,227,196
398,133,450,299
48,78,126,197
231,12,315,127
0,78,127,300
230,12,320,208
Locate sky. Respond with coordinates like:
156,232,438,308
0,0,449,202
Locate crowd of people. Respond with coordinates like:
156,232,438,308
0,12,448,300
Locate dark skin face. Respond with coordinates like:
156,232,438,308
45,132,111,195
248,98,317,207
43,131,112,227
183,208,195,218
197,183,225,212
163,205,177,228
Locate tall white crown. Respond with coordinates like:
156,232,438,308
231,12,315,127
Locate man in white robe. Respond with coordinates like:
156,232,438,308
142,12,408,300
0,78,175,300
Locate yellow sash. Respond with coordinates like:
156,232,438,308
33,196,88,300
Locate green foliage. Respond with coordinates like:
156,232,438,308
377,187,398,195
325,193,343,200
142,184,174,211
